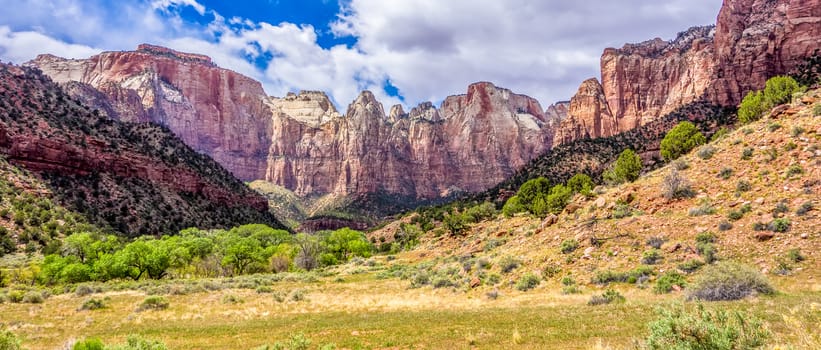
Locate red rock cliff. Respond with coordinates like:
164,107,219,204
265,83,557,198
28,45,273,181
555,0,820,146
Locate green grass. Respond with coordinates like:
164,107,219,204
1,275,817,349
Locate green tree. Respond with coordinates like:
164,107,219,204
567,173,594,196
545,184,573,214
324,228,373,261
118,239,173,280
221,236,264,275
660,121,707,161
604,149,643,184
516,177,551,208
738,91,766,123
502,195,526,217
762,75,800,107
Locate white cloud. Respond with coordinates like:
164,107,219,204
0,25,100,63
0,0,723,110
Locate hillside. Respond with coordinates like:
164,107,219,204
372,87,820,288
0,63,285,240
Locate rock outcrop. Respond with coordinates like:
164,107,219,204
709,0,821,105
0,62,283,236
555,0,820,146
28,44,273,181
266,82,557,198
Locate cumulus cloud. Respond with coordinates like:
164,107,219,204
0,0,722,110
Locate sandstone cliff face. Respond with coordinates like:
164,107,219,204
266,83,557,198
710,0,821,105
555,0,820,146
28,44,273,181
0,63,282,235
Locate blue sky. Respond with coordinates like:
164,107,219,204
0,0,723,109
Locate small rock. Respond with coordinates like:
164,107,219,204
565,203,580,214
672,285,682,292
594,197,606,208
695,226,709,233
583,246,595,256
541,214,558,228
755,231,775,241
619,191,635,204
755,197,765,205
800,233,809,239
665,242,682,253
470,277,481,289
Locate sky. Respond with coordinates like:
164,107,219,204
0,0,723,110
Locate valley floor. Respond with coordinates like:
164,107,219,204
1,267,819,349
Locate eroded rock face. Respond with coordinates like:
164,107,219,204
710,0,821,105
553,78,616,146
28,44,273,181
555,0,820,146
266,82,556,198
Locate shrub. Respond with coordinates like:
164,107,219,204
592,266,654,285
498,256,520,273
741,147,754,160
661,121,707,161
710,127,730,142
718,167,733,180
612,203,633,219
735,180,752,193
697,145,716,160
515,273,541,291
696,231,716,244
107,335,168,350
604,149,642,184
290,289,306,302
561,276,576,286
796,202,813,216
763,75,801,107
567,173,594,196
222,294,243,304
588,289,625,306
791,125,805,137
541,264,562,279
768,218,791,233
255,286,273,294
137,296,169,311
642,249,663,265
559,239,579,254
688,201,716,216
696,243,718,264
645,304,770,349
718,221,733,231
814,104,821,116
655,271,687,294
767,122,782,132
73,338,105,350
739,90,766,123
0,327,22,350
501,195,525,217
786,249,805,263
646,237,666,249
661,169,694,200
79,298,106,311
785,164,804,177
75,284,97,297
22,290,45,304
673,159,690,170
678,259,705,274
688,262,774,301
773,201,790,215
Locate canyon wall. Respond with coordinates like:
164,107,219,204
554,0,820,146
